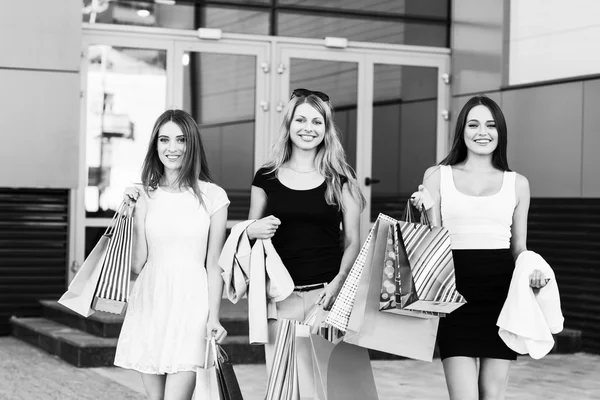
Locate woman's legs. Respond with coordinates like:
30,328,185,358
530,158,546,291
478,358,511,400
140,371,197,400
141,373,167,400
164,371,196,400
442,356,479,400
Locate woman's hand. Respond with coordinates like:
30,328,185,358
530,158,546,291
529,269,549,291
246,215,281,240
316,276,345,311
206,318,227,344
410,185,434,211
123,186,142,207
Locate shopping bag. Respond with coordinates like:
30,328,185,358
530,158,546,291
58,204,126,317
396,202,466,314
296,323,379,400
266,318,299,400
213,339,244,400
344,214,439,361
379,224,400,310
326,224,377,331
195,338,220,400
379,223,443,318
92,202,133,314
58,236,108,317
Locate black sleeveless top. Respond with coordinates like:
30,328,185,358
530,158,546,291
252,168,344,286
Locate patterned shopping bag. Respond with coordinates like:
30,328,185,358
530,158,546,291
379,224,398,310
379,223,444,318
92,202,133,314
325,222,378,332
395,201,466,314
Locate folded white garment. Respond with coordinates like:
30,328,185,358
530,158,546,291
497,250,564,359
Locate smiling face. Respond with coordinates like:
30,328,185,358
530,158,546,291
157,121,186,171
289,102,326,151
463,105,499,157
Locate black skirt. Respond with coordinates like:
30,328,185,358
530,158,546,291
438,249,518,360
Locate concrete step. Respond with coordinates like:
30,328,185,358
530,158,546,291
41,300,124,338
10,316,117,367
10,316,262,367
41,298,250,338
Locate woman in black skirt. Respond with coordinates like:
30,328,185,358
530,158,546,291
411,95,548,400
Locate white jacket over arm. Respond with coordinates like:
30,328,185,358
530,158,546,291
497,251,564,359
219,220,294,344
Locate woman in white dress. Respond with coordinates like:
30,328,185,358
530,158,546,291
114,109,229,400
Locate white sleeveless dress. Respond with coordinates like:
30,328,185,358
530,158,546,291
114,181,229,374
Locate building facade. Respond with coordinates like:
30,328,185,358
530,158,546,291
1,0,598,352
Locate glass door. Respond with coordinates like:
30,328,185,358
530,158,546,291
74,33,174,279
275,43,450,237
363,54,449,222
74,30,450,279
273,46,364,171
274,44,370,235
173,39,270,222
363,52,450,227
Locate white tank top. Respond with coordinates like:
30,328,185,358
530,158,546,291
440,165,516,250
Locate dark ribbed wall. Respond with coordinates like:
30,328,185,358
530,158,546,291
527,198,600,353
0,188,69,335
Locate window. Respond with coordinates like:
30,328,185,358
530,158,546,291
83,0,450,47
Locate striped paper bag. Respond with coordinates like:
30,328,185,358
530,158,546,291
395,202,466,314
92,202,133,314
379,223,441,319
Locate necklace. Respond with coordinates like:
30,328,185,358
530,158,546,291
286,165,316,174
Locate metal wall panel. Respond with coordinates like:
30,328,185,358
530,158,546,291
0,69,80,189
582,79,600,197
0,188,69,336
0,0,81,71
502,83,583,197
451,0,506,95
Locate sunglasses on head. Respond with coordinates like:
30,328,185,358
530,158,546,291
290,88,330,102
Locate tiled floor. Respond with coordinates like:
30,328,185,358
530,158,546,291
1,337,599,399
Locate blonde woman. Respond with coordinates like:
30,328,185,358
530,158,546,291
246,89,366,372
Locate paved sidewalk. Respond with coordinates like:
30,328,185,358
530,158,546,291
1,337,599,399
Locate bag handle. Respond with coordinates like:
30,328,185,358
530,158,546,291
204,337,217,368
401,200,432,229
102,201,129,237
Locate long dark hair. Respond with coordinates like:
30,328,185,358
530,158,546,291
141,109,213,206
440,95,511,171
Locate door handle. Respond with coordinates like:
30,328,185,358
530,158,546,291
364,177,381,186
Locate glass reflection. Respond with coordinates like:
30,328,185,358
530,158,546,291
371,64,438,220
85,45,167,218
183,52,257,220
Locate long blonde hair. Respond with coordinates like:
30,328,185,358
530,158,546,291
263,94,366,212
